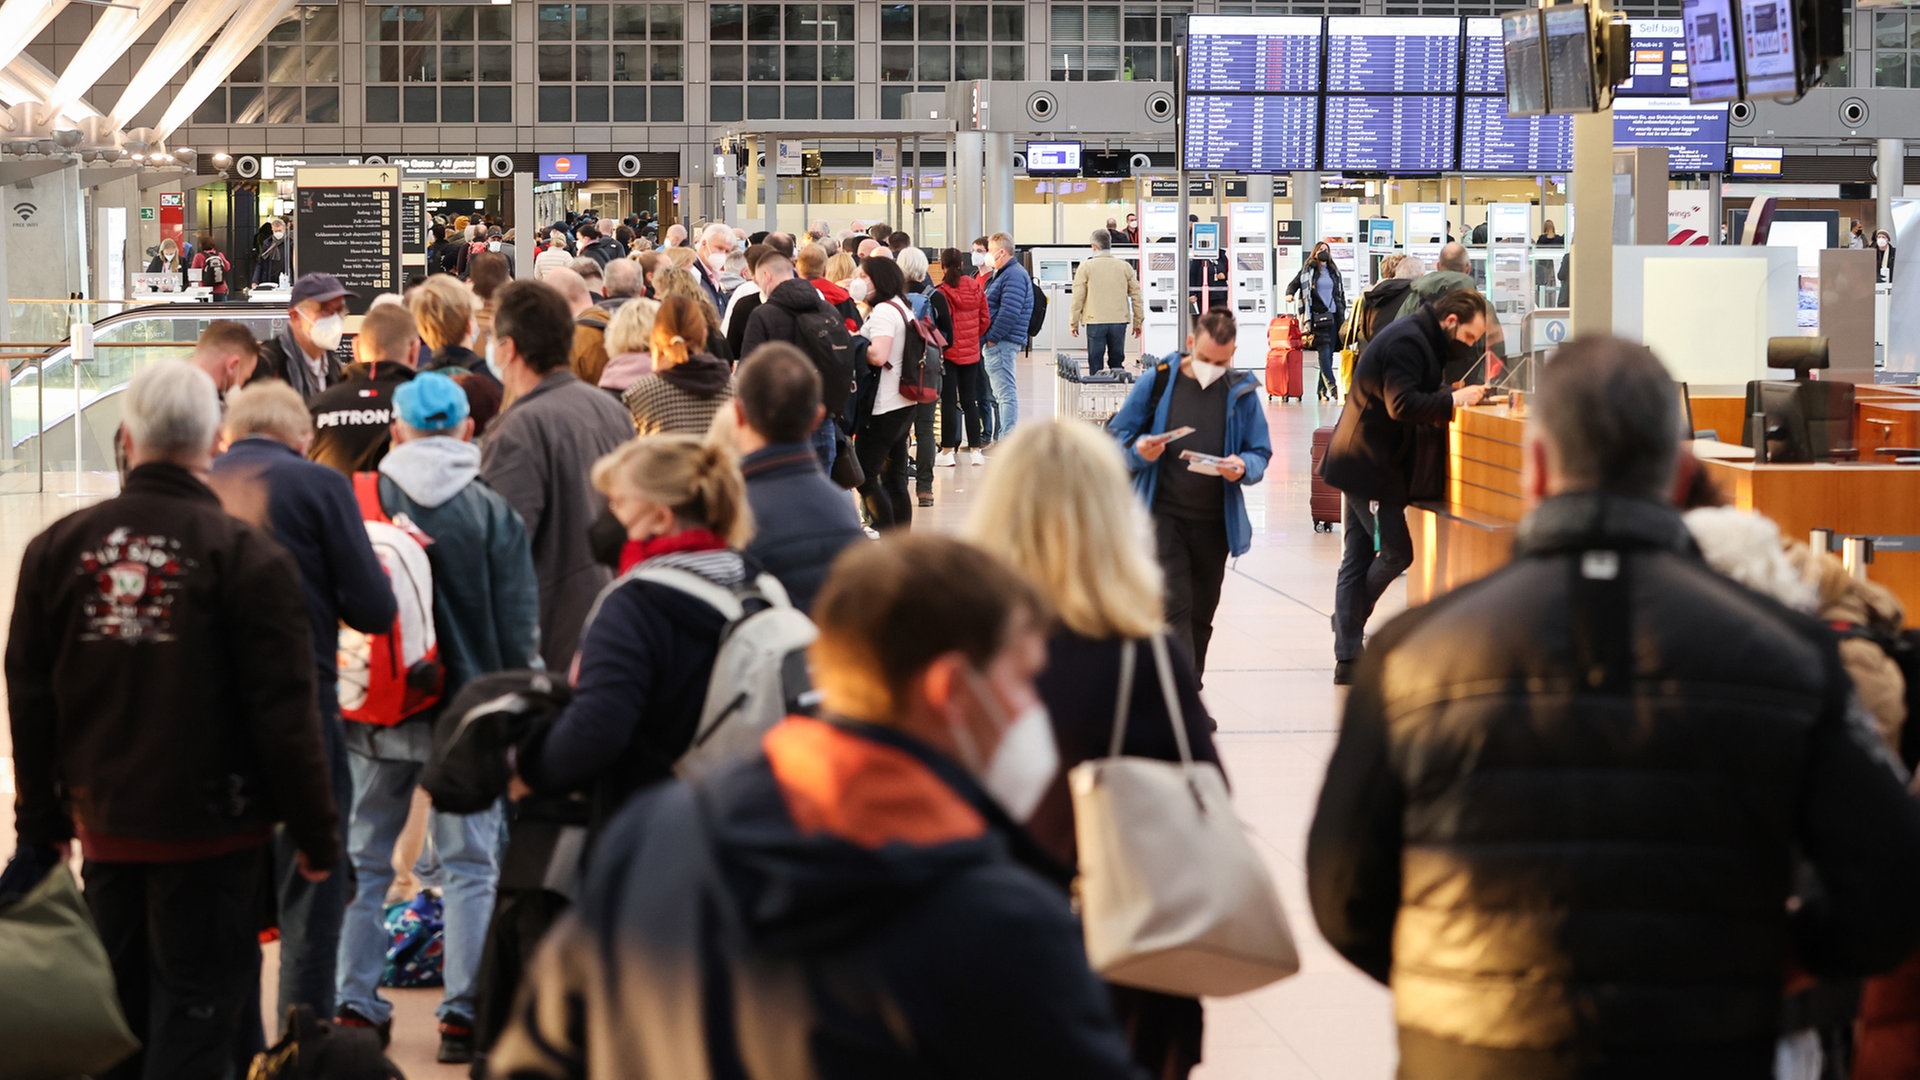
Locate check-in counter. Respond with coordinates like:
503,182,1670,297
1406,389,1920,624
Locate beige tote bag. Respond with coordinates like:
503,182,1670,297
1069,634,1299,997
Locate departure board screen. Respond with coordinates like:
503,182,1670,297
1185,15,1324,94
1614,97,1728,172
1460,97,1573,172
1325,17,1462,94
1183,95,1321,173
1464,17,1505,95
1543,5,1597,112
1323,96,1458,172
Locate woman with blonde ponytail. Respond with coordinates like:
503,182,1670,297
513,434,755,836
620,294,734,436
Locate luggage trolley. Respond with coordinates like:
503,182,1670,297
1055,351,1136,426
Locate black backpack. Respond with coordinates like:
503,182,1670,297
1026,279,1049,341
201,252,227,287
794,305,858,422
422,670,572,815
248,1006,401,1080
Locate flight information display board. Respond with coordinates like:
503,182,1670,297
1614,97,1728,172
1325,17,1462,93
1185,15,1324,93
1459,97,1573,172
1464,17,1505,94
1324,96,1458,172
1184,95,1321,173
1619,19,1689,96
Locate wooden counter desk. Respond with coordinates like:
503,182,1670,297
1405,390,1920,624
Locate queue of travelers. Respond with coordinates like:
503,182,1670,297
14,211,1920,1080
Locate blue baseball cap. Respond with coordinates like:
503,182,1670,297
392,372,470,432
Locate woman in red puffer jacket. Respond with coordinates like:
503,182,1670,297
934,247,992,463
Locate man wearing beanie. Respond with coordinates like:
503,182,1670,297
333,372,540,1064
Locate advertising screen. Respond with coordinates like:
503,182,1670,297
1682,0,1742,102
1323,95,1458,172
1543,5,1597,112
1740,0,1799,98
1325,16,1462,94
1613,97,1729,172
1182,95,1321,173
537,154,585,182
1185,15,1325,93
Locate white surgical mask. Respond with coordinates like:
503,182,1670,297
485,337,503,381
958,670,1059,822
1880,238,1891,249
970,251,988,268
1189,357,1229,389
271,229,284,240
846,277,870,303
308,313,345,352
706,250,728,272
488,240,502,252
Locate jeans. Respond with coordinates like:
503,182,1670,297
810,415,838,475
336,721,502,1025
87,846,265,1080
1316,335,1338,399
277,695,352,1019
1085,322,1128,375
1333,495,1413,662
939,361,987,450
982,339,1021,441
913,401,938,495
856,406,915,530
1155,513,1231,679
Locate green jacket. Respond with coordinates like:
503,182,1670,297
1395,269,1479,321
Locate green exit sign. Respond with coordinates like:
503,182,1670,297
139,207,155,220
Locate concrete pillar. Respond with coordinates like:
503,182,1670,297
513,171,534,277
956,131,984,246
1568,109,1614,337
983,132,1014,239
761,138,779,234
1244,175,1274,207
1292,172,1321,248
1879,138,1905,235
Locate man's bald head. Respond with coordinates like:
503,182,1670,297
545,267,593,313
1437,243,1471,274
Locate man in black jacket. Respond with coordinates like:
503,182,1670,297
742,254,853,473
1307,335,1920,1080
491,536,1142,1078
731,342,863,612
255,272,352,401
6,362,340,1080
1320,290,1488,684
306,302,420,474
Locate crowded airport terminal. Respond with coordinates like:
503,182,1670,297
9,0,1920,1077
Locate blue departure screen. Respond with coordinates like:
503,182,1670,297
1185,15,1324,93
1464,17,1505,94
1325,17,1462,94
1459,97,1573,172
1613,97,1728,172
1323,95,1457,172
1183,95,1321,173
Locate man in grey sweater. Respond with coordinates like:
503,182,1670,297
479,281,635,671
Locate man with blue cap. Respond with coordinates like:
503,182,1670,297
333,371,540,1064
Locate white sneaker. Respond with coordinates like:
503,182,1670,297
936,450,957,467
968,449,987,467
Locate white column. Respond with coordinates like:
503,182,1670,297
1879,138,1905,236
984,132,1015,239
955,131,984,245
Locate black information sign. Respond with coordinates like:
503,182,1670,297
294,183,400,314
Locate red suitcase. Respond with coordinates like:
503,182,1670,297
1309,424,1341,532
1266,317,1305,402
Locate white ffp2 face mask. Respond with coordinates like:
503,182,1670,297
308,313,345,352
847,277,871,303
1189,358,1229,389
958,670,1060,823
971,251,988,268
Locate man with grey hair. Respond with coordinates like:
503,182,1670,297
8,362,340,1079
694,222,737,310
1069,227,1144,375
1308,334,1920,1080
568,256,606,302
596,257,643,313
661,222,689,249
1394,241,1477,322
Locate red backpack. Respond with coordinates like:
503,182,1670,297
338,473,444,726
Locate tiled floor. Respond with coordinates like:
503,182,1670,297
0,352,1402,1078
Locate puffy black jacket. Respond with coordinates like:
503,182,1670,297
1307,493,1920,1080
739,444,863,614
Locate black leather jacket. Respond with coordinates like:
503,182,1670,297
1308,493,1920,1079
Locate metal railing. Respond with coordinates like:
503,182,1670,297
4,338,200,495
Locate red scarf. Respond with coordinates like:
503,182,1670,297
617,528,728,574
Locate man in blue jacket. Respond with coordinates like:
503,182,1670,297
333,372,540,1064
1109,308,1272,680
211,381,396,1045
979,231,1033,444
731,342,864,613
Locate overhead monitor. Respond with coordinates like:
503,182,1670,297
1026,141,1082,177
537,153,585,182
1613,97,1729,172
1183,95,1321,174
1681,0,1742,102
1324,95,1458,173
1543,4,1598,113
1622,18,1689,96
1498,10,1548,116
1730,145,1785,176
1739,0,1799,99
1325,16,1462,94
1184,15,1324,93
